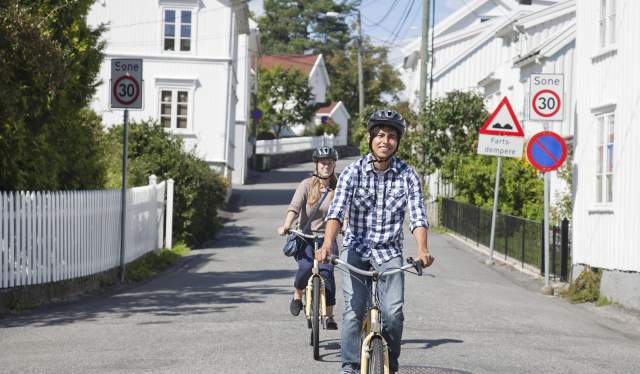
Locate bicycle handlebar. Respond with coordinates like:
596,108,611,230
326,255,424,277
289,229,323,240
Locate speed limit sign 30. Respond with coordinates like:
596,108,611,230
529,74,563,121
111,59,143,109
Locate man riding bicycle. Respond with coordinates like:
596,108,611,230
316,109,435,374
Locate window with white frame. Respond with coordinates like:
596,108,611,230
599,0,616,48
160,89,190,129
595,112,615,204
163,9,192,52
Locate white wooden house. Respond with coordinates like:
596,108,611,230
258,54,350,144
398,0,575,204
572,0,640,309
87,0,252,184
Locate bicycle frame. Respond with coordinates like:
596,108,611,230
304,240,327,323
329,255,422,374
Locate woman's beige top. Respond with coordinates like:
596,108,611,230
288,177,333,233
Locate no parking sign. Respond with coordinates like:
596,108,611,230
527,131,567,172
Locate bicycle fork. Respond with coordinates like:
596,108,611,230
360,276,391,374
305,259,327,322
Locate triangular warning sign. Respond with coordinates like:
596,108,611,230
479,97,524,137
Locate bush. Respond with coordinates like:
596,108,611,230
314,122,340,136
104,120,227,246
561,267,602,304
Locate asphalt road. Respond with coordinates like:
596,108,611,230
1,156,640,374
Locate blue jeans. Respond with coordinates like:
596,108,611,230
294,238,336,306
340,248,405,373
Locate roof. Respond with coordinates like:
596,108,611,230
513,23,576,67
316,101,337,115
315,101,350,119
258,54,320,76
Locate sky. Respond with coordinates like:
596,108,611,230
249,0,464,66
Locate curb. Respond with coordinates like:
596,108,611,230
444,231,567,292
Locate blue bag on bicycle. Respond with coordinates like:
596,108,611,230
282,233,305,257
281,190,330,257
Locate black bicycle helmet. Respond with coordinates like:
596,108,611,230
367,109,406,137
312,146,339,162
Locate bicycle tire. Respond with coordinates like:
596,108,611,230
312,276,320,360
369,336,385,374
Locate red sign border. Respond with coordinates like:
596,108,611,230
112,75,140,106
479,97,525,137
532,89,561,118
526,131,567,172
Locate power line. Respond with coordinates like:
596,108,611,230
385,0,417,46
367,0,400,26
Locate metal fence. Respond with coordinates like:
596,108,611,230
441,198,571,281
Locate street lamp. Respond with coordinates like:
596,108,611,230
325,9,364,115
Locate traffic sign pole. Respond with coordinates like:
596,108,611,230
542,122,551,294
487,157,502,264
543,168,551,292
119,109,129,283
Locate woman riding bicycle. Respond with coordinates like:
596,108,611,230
277,146,340,330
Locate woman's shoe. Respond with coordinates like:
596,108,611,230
289,299,303,316
325,316,338,330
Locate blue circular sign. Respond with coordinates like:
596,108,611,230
526,131,567,172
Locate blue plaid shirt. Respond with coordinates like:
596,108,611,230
326,154,429,264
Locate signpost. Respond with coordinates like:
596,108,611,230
527,131,567,293
111,58,143,282
477,97,525,264
529,73,565,294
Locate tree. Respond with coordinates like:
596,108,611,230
327,41,405,119
0,0,106,190
257,1,404,120
258,0,355,57
257,66,314,138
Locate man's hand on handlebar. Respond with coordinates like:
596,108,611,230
315,244,332,263
416,251,435,268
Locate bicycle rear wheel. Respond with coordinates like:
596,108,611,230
369,336,385,374
311,276,320,360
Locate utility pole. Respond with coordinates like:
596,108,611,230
356,9,365,115
419,0,431,113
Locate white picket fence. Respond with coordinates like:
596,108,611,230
256,134,335,155
0,176,173,289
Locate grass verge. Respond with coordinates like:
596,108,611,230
126,243,191,282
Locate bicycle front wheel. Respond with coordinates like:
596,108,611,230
311,276,320,360
369,336,385,374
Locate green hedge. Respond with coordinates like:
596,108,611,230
104,121,227,246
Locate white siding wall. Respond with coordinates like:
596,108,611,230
573,0,640,271
88,0,244,182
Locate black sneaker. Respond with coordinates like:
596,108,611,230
326,316,338,330
289,299,303,316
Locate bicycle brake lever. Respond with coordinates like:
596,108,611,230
407,257,423,276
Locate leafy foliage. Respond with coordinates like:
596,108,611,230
314,121,340,136
0,0,106,190
104,121,227,246
257,1,404,121
327,41,405,119
561,267,602,304
258,0,356,57
257,66,314,138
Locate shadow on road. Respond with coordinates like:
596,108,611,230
402,338,464,350
201,224,261,248
0,255,295,328
247,168,313,185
